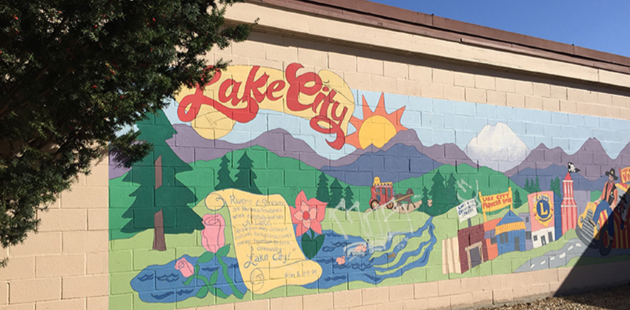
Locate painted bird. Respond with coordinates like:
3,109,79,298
568,162,580,173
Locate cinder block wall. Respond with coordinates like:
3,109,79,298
3,1,630,310
0,158,109,310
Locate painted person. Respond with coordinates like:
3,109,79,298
593,168,619,243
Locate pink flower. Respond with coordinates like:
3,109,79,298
201,214,225,253
336,256,346,265
289,191,326,236
354,244,367,253
175,257,194,278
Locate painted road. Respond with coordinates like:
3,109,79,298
514,238,630,273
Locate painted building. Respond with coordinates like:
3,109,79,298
495,211,527,255
518,212,534,250
528,192,556,248
457,223,487,273
482,218,502,260
561,172,579,234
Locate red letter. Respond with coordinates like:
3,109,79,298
285,63,322,112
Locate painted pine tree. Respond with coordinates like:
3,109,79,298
428,171,448,215
550,177,561,199
525,178,532,193
121,110,203,251
445,173,459,207
215,155,235,191
513,189,523,208
328,178,344,209
525,179,531,192
534,177,541,192
420,186,430,210
234,151,261,194
316,173,330,202
343,186,354,210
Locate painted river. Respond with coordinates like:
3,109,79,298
130,217,436,303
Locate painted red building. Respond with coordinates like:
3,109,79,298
561,172,578,234
457,224,487,273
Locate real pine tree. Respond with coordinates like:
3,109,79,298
0,0,251,258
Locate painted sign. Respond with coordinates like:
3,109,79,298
456,199,478,222
479,188,513,221
621,166,630,184
204,189,323,294
175,63,355,149
528,191,554,227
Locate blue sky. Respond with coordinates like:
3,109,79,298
165,90,630,162
368,0,630,57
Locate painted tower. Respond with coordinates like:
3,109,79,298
561,172,578,234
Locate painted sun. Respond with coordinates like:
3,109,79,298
345,93,407,149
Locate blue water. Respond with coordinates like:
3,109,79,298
130,254,247,303
301,217,436,289
130,217,436,303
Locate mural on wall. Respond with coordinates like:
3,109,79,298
109,63,630,308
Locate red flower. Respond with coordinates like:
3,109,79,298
289,191,326,236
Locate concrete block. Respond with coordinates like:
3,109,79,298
10,277,61,303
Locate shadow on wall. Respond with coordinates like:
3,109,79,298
554,190,630,305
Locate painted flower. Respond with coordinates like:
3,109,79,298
336,256,346,265
175,257,194,278
201,213,225,253
354,244,367,253
289,191,327,236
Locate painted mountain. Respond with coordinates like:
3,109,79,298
320,144,442,186
110,125,479,180
505,138,630,181
510,165,607,194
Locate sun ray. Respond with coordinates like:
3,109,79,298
345,94,408,149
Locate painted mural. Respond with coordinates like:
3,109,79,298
109,63,630,309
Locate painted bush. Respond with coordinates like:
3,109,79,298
109,63,630,309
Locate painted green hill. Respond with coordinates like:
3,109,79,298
394,164,529,216
110,145,529,240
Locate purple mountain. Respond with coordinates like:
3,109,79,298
164,126,477,170
110,125,479,179
510,165,607,193
320,144,442,186
335,129,477,169
504,138,630,181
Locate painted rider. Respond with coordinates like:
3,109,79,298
594,168,620,243
595,168,618,208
